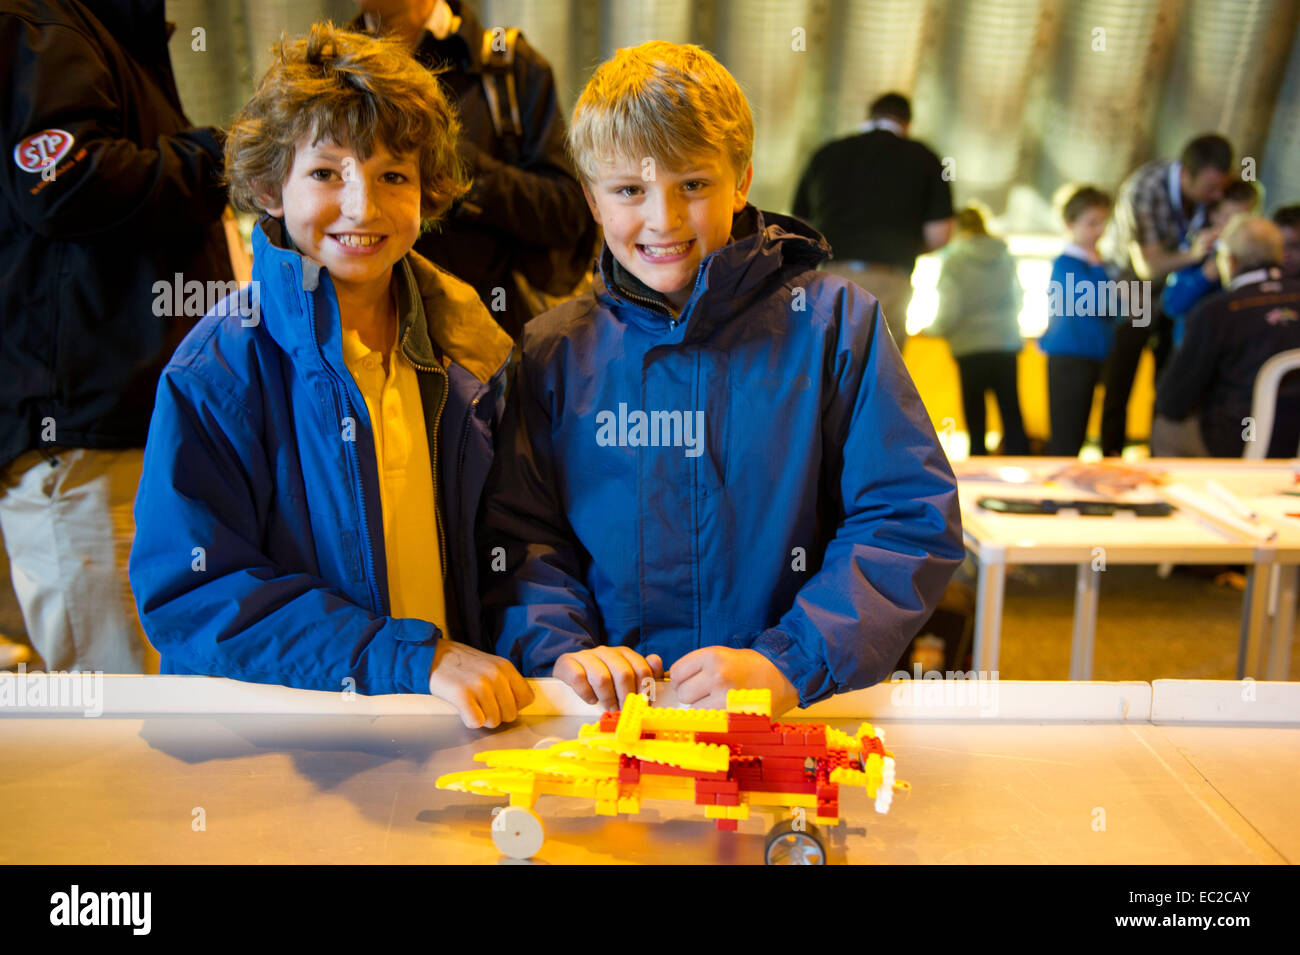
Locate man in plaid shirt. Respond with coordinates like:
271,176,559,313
1100,134,1234,456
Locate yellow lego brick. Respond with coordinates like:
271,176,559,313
746,791,818,810
616,795,642,815
594,778,619,803
636,776,697,801
828,766,869,787
725,689,772,715
825,726,861,753
638,707,729,734
813,815,840,826
595,800,619,816
724,805,750,820
615,692,649,743
704,805,728,819
584,737,730,773
863,752,883,797
856,721,877,740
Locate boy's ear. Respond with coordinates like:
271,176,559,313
733,162,754,212
256,184,284,218
581,183,602,225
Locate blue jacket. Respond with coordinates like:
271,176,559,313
481,206,964,705
1161,261,1219,350
129,218,514,695
1038,253,1117,361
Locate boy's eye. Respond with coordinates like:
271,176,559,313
383,171,409,184
616,185,642,198
683,180,708,192
309,168,338,182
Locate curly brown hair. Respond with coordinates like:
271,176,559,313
224,22,469,224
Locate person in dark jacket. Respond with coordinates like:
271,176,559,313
0,0,234,672
1154,215,1300,458
128,24,531,727
482,43,963,716
352,0,594,340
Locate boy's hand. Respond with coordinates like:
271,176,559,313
554,647,664,710
427,639,533,729
670,647,799,716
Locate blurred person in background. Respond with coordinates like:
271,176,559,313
1154,215,1300,458
0,0,235,672
926,205,1028,456
1161,180,1261,353
793,92,953,350
353,0,594,339
1100,134,1233,456
1273,204,1300,279
1040,186,1117,458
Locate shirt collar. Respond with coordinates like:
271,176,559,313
1228,266,1280,290
1062,242,1101,265
859,117,905,136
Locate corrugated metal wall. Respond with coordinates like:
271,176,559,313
165,0,1300,222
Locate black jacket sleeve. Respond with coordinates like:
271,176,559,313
0,18,228,241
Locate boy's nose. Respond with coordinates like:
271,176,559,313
646,192,685,232
339,160,376,221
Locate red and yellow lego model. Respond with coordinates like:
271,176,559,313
436,689,908,864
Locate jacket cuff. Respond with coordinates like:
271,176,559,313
390,619,440,694
750,628,834,707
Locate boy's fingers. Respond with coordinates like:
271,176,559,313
492,669,518,724
504,664,533,707
477,682,502,729
669,648,706,684
460,694,486,729
645,654,664,679
582,655,618,708
672,669,710,704
555,656,598,705
616,647,653,696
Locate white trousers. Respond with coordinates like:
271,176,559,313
0,447,157,673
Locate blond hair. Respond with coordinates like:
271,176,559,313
1220,215,1283,272
224,22,469,223
567,41,754,185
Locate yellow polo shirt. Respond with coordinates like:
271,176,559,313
341,321,447,636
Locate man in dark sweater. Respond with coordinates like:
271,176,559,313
1155,216,1300,458
792,92,953,349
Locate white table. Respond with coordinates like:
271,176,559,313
955,457,1300,680
1,676,1296,864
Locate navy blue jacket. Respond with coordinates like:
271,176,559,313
481,206,964,705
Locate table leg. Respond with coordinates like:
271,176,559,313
1266,565,1297,682
1237,562,1273,679
1069,564,1101,680
973,548,1006,675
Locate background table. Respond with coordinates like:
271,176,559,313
2,676,1295,864
955,457,1300,680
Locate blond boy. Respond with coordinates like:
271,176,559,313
481,42,962,714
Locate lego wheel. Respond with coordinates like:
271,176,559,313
764,820,826,865
492,806,545,859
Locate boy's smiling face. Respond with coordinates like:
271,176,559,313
583,151,753,310
263,134,421,297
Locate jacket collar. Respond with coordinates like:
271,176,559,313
594,205,831,335
251,217,512,385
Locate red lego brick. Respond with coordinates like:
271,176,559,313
760,768,813,784
804,728,827,746
599,712,619,732
715,819,739,832
744,780,817,794
760,756,811,773
715,793,741,806
695,779,739,795
816,785,838,801
729,744,827,758
818,802,839,818
726,714,773,731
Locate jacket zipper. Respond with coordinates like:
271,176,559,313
305,285,384,614
399,327,451,581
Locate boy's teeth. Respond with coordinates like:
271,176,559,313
336,234,381,247
643,241,691,257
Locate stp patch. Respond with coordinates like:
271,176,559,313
13,129,74,173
